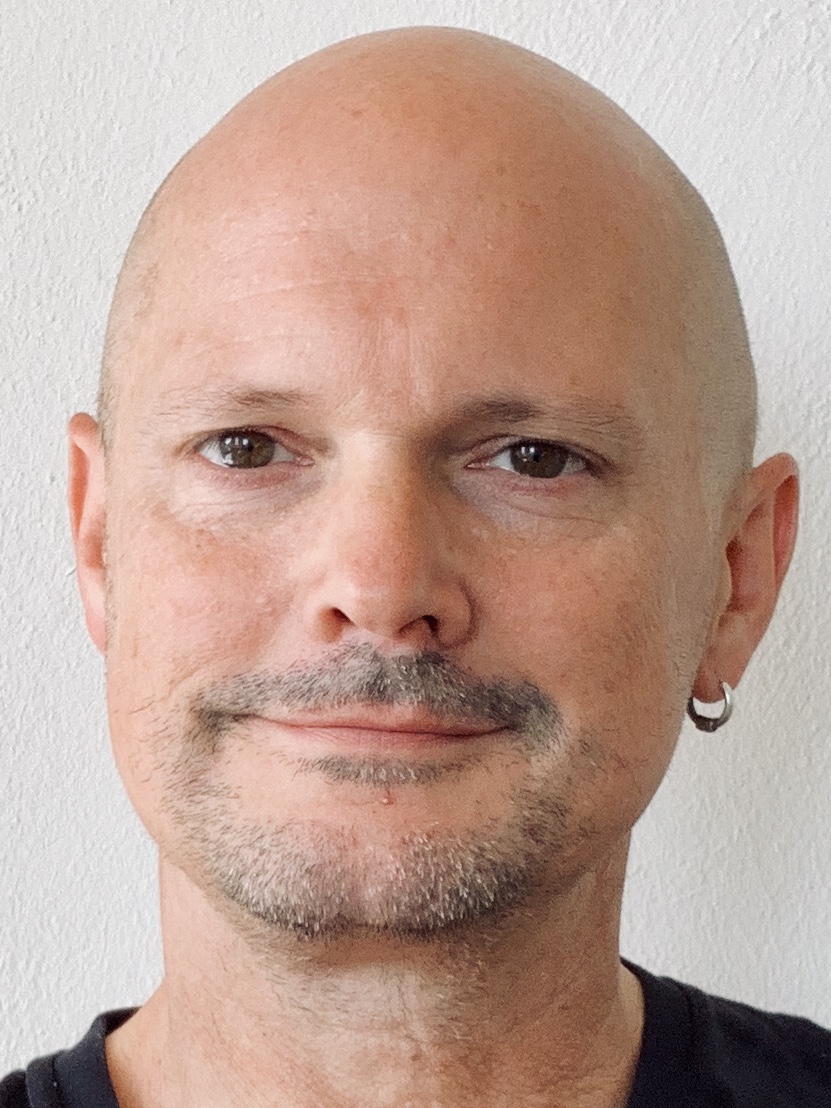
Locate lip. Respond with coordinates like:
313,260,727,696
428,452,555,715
241,711,504,745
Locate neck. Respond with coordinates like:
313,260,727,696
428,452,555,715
107,847,643,1108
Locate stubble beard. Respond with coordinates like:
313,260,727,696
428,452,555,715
161,645,575,943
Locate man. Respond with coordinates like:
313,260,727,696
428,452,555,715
2,24,824,1108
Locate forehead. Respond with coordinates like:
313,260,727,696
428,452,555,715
115,121,693,445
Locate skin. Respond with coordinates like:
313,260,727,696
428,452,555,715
68,28,798,1108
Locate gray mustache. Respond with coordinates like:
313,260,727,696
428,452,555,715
193,644,561,746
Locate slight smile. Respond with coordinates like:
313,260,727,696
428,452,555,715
240,712,507,750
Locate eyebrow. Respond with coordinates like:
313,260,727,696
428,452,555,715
449,394,635,430
144,386,312,427
449,394,646,458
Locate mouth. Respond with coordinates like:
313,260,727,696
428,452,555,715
239,711,506,749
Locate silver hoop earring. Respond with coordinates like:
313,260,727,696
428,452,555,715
687,682,734,733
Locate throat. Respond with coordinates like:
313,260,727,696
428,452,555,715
105,850,642,1108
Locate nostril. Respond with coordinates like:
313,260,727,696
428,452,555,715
423,614,439,633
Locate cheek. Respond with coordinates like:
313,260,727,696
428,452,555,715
105,507,296,721
493,533,698,843
103,506,301,834
485,529,694,755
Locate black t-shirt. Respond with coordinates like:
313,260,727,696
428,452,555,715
3,965,831,1106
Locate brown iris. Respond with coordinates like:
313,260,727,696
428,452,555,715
215,431,276,468
508,442,573,478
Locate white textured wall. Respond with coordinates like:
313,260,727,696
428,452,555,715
2,0,829,1070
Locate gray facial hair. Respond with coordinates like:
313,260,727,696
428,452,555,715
163,644,572,941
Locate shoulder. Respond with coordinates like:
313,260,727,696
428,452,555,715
0,1011,135,1108
666,971,831,1075
0,1055,59,1108
629,963,831,1106
688,979,831,1090
0,1071,28,1108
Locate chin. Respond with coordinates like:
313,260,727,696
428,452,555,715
172,786,575,942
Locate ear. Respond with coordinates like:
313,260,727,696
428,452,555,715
68,413,107,653
692,452,799,702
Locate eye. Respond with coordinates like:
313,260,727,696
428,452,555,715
197,430,295,469
484,441,587,479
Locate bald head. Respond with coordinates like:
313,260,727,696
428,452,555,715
100,27,756,507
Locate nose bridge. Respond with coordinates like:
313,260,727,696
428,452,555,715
304,440,472,647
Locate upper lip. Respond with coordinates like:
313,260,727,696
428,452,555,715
244,710,502,737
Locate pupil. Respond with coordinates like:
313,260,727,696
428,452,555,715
218,432,275,468
510,442,567,478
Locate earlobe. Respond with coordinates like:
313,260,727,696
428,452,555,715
692,453,799,703
68,413,107,653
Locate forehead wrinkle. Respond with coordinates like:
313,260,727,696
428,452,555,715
202,275,402,304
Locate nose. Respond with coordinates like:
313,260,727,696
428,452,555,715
301,450,474,651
